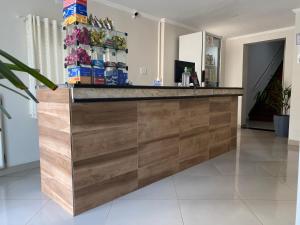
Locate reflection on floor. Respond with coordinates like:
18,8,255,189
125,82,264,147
245,120,275,131
0,129,298,225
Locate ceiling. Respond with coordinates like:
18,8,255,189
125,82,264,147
99,0,300,37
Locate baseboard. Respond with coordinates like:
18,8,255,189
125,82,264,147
0,161,40,176
288,139,299,147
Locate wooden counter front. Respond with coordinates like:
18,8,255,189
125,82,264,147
37,87,240,215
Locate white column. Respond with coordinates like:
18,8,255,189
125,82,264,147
26,15,38,118
159,18,166,85
44,18,52,80
52,20,60,84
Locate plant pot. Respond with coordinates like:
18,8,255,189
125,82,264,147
273,115,289,137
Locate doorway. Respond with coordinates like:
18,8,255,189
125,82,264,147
241,39,286,131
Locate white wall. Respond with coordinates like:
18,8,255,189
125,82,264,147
223,27,296,129
0,0,195,167
0,0,62,167
178,32,203,84
290,11,300,142
163,23,192,86
295,11,300,225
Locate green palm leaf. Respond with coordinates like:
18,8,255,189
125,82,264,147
0,84,30,100
0,50,57,90
0,61,38,103
0,60,28,90
0,49,57,119
4,63,26,72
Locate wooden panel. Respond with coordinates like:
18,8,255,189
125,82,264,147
230,97,238,150
209,100,232,113
138,156,178,187
179,128,209,170
71,102,137,133
41,171,73,214
73,149,137,190
209,112,231,128
138,101,180,143
179,99,210,170
71,102,138,161
37,88,74,215
74,171,138,215
138,137,179,186
209,140,231,158
179,99,209,133
209,126,232,158
40,147,73,187
72,124,137,161
39,126,71,158
138,136,179,168
37,89,241,216
37,88,70,103
70,101,138,214
209,97,233,159
137,101,179,187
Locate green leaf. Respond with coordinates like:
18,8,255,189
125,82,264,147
0,84,30,100
4,63,25,72
0,104,11,119
0,50,57,90
24,89,39,103
0,63,39,103
0,60,28,90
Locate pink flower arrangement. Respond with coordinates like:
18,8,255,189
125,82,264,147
65,27,90,46
65,47,91,66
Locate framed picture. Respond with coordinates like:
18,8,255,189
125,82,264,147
297,33,300,45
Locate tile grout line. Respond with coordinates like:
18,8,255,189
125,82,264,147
103,200,115,225
240,198,264,225
171,175,185,225
24,198,50,225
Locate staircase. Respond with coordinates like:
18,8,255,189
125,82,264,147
248,61,283,122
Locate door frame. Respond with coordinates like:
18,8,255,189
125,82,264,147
241,38,286,128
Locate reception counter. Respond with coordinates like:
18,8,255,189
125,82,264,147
37,85,243,215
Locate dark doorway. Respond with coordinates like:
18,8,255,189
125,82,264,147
242,39,285,131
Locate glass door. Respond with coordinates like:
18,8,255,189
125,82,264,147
204,34,221,87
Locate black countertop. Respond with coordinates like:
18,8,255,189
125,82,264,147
71,84,243,90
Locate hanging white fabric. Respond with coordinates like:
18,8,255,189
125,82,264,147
25,14,65,118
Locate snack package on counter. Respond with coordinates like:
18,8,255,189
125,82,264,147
63,4,87,19
64,0,87,9
117,69,128,86
64,14,88,25
90,29,106,47
93,68,105,85
104,49,117,67
91,47,105,67
112,35,127,50
63,2,88,25
105,68,118,85
68,66,92,84
102,17,113,30
104,30,115,48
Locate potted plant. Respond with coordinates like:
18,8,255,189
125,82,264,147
0,49,57,118
255,79,291,137
273,86,291,137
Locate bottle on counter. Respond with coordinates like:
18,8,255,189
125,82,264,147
182,67,191,87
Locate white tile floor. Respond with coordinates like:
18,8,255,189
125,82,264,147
0,129,298,225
